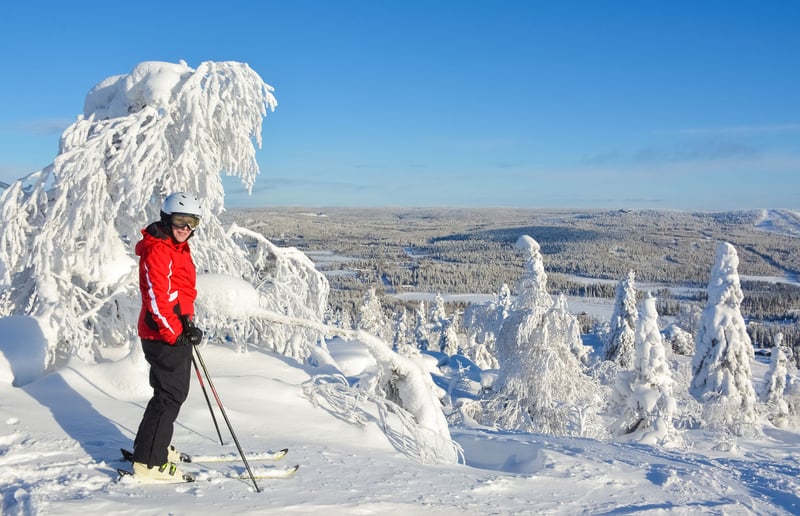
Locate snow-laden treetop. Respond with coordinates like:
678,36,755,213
84,61,194,119
512,235,552,313
707,241,744,308
515,234,540,255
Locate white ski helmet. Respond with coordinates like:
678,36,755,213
161,192,202,217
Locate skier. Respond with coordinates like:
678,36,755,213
130,192,205,482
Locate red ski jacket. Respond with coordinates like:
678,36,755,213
135,222,197,344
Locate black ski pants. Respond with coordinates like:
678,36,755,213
132,338,193,467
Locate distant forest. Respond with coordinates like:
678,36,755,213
226,207,800,356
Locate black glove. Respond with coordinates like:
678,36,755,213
180,315,204,346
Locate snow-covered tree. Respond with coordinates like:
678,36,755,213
784,361,800,428
208,225,329,359
429,293,447,324
303,327,460,464
413,301,430,351
488,295,602,437
463,332,499,371
338,306,354,331
611,294,678,445
392,308,415,355
761,333,790,427
605,270,638,368
324,306,353,331
427,292,448,347
690,241,758,435
356,287,388,342
486,236,602,437
761,334,788,403
0,60,330,367
356,330,461,462
677,303,704,340
461,283,510,369
663,323,694,356
440,317,460,356
495,236,553,369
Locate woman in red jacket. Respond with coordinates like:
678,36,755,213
131,192,204,483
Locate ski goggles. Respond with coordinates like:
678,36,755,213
170,213,200,230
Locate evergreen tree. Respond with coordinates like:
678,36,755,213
461,283,510,369
466,332,499,371
329,306,353,331
486,236,603,437
605,270,638,368
663,323,694,356
429,293,448,324
761,333,790,427
428,293,448,348
414,301,430,351
392,308,414,355
690,241,758,435
440,317,460,356
677,303,703,339
496,236,553,369
357,287,388,342
611,294,678,445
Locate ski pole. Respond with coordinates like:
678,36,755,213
192,345,261,493
192,353,224,445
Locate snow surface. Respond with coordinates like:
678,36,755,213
2,303,800,514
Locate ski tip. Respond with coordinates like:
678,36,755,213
283,464,300,475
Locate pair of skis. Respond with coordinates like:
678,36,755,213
116,447,299,483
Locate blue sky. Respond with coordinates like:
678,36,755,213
1,1,798,210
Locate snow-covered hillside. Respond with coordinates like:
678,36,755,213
755,209,800,238
2,326,800,514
